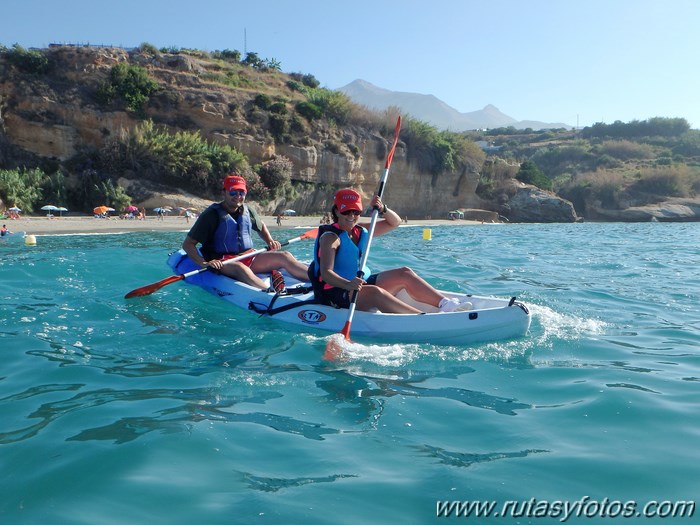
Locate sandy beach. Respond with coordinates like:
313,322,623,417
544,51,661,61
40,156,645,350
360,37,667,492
4,214,481,236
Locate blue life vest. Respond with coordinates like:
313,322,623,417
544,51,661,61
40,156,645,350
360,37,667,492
308,224,370,293
211,203,254,255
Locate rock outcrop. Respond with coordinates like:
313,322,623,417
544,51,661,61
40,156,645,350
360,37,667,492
499,181,579,223
590,198,700,222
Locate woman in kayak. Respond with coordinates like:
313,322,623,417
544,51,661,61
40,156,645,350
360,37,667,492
309,188,471,314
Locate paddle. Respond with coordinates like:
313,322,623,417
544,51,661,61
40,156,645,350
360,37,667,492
326,116,402,357
124,228,318,298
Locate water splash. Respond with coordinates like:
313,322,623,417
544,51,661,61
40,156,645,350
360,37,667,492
529,302,607,345
312,333,530,368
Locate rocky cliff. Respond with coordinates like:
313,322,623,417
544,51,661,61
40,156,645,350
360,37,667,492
0,45,576,222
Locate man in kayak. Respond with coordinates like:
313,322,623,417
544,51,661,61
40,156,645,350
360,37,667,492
308,188,472,313
182,174,309,292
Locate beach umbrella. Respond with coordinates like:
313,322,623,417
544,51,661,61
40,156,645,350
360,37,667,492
41,205,59,217
56,207,68,217
9,206,21,212
125,205,139,213
93,205,109,215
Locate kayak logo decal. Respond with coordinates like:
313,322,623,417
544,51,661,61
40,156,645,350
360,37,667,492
298,310,327,324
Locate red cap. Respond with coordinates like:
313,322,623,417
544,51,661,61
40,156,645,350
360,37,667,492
334,188,363,213
223,175,247,193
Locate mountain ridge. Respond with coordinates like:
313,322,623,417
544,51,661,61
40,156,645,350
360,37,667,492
337,79,571,131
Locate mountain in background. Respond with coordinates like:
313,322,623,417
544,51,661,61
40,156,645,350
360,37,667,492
338,79,571,131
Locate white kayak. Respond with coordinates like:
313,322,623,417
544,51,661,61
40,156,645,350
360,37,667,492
167,250,531,346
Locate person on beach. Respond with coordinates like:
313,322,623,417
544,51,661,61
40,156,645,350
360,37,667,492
182,174,309,292
308,188,472,313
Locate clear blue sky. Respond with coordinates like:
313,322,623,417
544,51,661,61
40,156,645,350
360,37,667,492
4,0,699,129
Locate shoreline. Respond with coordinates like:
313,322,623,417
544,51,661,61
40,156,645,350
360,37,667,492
3,215,483,236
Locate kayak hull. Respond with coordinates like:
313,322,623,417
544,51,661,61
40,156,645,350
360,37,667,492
167,250,531,346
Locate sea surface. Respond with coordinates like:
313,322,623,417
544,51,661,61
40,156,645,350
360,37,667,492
1,222,698,524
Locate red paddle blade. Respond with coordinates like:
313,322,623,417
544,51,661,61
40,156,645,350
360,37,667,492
324,332,349,361
300,228,319,240
339,321,352,340
385,116,401,169
124,274,184,298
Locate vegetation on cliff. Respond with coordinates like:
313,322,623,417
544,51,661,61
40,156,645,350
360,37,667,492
1,43,699,220
471,119,700,218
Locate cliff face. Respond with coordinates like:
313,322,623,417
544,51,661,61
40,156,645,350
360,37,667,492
0,46,571,221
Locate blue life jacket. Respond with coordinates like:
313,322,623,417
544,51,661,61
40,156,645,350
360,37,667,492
308,223,370,294
211,203,254,255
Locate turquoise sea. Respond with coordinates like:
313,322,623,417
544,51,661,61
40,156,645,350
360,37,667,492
1,222,698,524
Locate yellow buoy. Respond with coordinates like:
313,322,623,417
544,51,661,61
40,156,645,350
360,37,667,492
422,228,432,241
25,234,37,246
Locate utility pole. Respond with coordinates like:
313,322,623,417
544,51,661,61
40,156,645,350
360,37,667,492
244,28,247,56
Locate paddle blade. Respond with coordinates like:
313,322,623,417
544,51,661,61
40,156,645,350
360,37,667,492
300,228,319,240
124,274,184,298
385,116,401,169
324,332,349,361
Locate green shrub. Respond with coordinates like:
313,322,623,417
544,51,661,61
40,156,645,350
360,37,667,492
71,170,131,211
5,44,49,74
138,42,160,56
107,121,249,194
516,161,552,190
289,72,320,88
269,101,287,114
286,79,304,92
306,89,352,125
598,140,655,160
242,52,263,68
296,101,322,121
254,93,272,110
630,166,694,197
214,49,241,62
290,114,307,133
268,114,289,139
42,172,68,207
582,117,690,139
401,118,482,175
257,156,293,196
97,63,158,113
0,167,46,212
530,141,594,177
